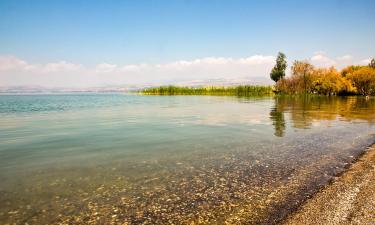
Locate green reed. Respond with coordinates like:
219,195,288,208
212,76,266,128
140,85,274,96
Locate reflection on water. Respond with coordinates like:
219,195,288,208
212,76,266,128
269,103,286,137
0,94,374,224
270,96,375,137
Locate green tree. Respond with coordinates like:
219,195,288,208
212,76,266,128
369,58,375,69
270,52,287,82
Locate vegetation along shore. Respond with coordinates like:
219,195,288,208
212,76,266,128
138,53,375,224
141,55,375,96
141,85,273,96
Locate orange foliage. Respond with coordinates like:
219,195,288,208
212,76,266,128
340,65,364,77
274,57,375,96
346,67,375,96
312,68,354,95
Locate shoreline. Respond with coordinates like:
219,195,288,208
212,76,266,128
280,143,375,224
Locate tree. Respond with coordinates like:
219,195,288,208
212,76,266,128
369,58,375,69
291,60,314,93
341,65,364,77
270,52,287,82
347,67,375,96
312,68,354,95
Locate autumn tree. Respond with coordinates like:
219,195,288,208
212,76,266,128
274,58,375,96
341,65,364,77
291,60,315,93
347,67,375,96
312,68,354,95
270,52,287,82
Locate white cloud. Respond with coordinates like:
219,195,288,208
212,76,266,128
193,57,230,65
43,61,82,73
95,63,117,73
121,64,148,72
310,53,337,67
360,58,371,65
0,56,82,73
0,55,276,87
238,55,275,65
309,53,371,69
0,55,30,71
313,50,326,55
0,53,370,88
336,55,353,61
118,56,275,73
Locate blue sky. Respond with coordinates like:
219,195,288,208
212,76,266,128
0,0,374,87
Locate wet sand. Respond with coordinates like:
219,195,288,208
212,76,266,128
281,144,375,225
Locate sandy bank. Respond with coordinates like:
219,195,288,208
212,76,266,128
281,144,375,225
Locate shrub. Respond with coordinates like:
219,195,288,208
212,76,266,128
347,67,375,96
341,65,364,77
312,68,354,95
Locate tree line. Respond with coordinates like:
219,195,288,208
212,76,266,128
270,53,375,96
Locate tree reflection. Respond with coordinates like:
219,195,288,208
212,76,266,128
270,95,375,137
269,105,286,137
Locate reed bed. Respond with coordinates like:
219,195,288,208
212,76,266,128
140,85,274,96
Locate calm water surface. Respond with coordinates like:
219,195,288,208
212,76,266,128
0,94,374,224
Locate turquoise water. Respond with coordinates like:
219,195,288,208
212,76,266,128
0,94,374,224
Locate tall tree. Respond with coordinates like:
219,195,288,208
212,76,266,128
270,52,287,82
369,58,375,69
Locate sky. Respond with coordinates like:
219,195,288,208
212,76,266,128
0,0,374,88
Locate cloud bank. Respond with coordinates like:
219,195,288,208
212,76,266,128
0,53,371,88
0,55,276,87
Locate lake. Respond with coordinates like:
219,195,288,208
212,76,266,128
0,94,374,224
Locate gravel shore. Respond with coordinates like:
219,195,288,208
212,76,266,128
281,144,375,225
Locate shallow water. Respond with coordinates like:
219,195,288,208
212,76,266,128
0,94,374,224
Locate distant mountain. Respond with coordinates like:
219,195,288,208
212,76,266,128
0,85,133,94
167,77,272,87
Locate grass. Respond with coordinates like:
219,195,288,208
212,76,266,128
140,85,274,96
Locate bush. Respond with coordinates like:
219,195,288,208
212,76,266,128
340,65,364,77
347,67,375,96
312,68,354,95
276,66,356,95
